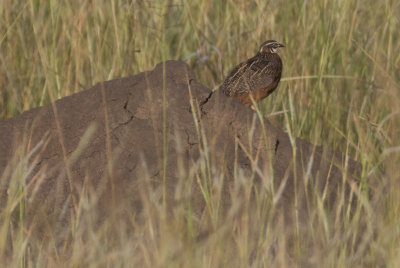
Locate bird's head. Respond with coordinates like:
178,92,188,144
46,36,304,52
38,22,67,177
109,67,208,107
259,40,285,54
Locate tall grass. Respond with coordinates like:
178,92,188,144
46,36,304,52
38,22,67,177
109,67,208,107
0,0,399,266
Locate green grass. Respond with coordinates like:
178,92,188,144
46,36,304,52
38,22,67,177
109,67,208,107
1,0,400,266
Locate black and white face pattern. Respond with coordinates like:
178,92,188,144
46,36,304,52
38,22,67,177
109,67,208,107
259,40,285,54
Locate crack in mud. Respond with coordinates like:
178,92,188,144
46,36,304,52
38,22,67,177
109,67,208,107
274,139,280,155
199,91,213,116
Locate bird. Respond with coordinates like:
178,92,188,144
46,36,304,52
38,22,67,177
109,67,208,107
222,40,284,109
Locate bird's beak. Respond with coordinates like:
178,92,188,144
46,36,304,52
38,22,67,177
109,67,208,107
278,43,285,48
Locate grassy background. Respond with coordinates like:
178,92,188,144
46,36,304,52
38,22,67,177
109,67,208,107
0,0,399,266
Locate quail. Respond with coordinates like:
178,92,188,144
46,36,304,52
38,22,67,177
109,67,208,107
222,40,284,109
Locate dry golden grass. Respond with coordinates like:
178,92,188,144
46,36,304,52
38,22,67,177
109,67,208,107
1,0,399,266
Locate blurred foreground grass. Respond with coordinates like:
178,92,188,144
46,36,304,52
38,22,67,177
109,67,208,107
0,0,399,266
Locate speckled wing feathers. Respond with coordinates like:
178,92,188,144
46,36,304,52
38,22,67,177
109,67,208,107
222,61,248,96
246,57,276,92
222,53,281,97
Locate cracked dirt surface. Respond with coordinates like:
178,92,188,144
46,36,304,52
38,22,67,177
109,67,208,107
0,61,360,244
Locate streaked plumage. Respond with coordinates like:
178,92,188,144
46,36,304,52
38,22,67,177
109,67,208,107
222,40,284,109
